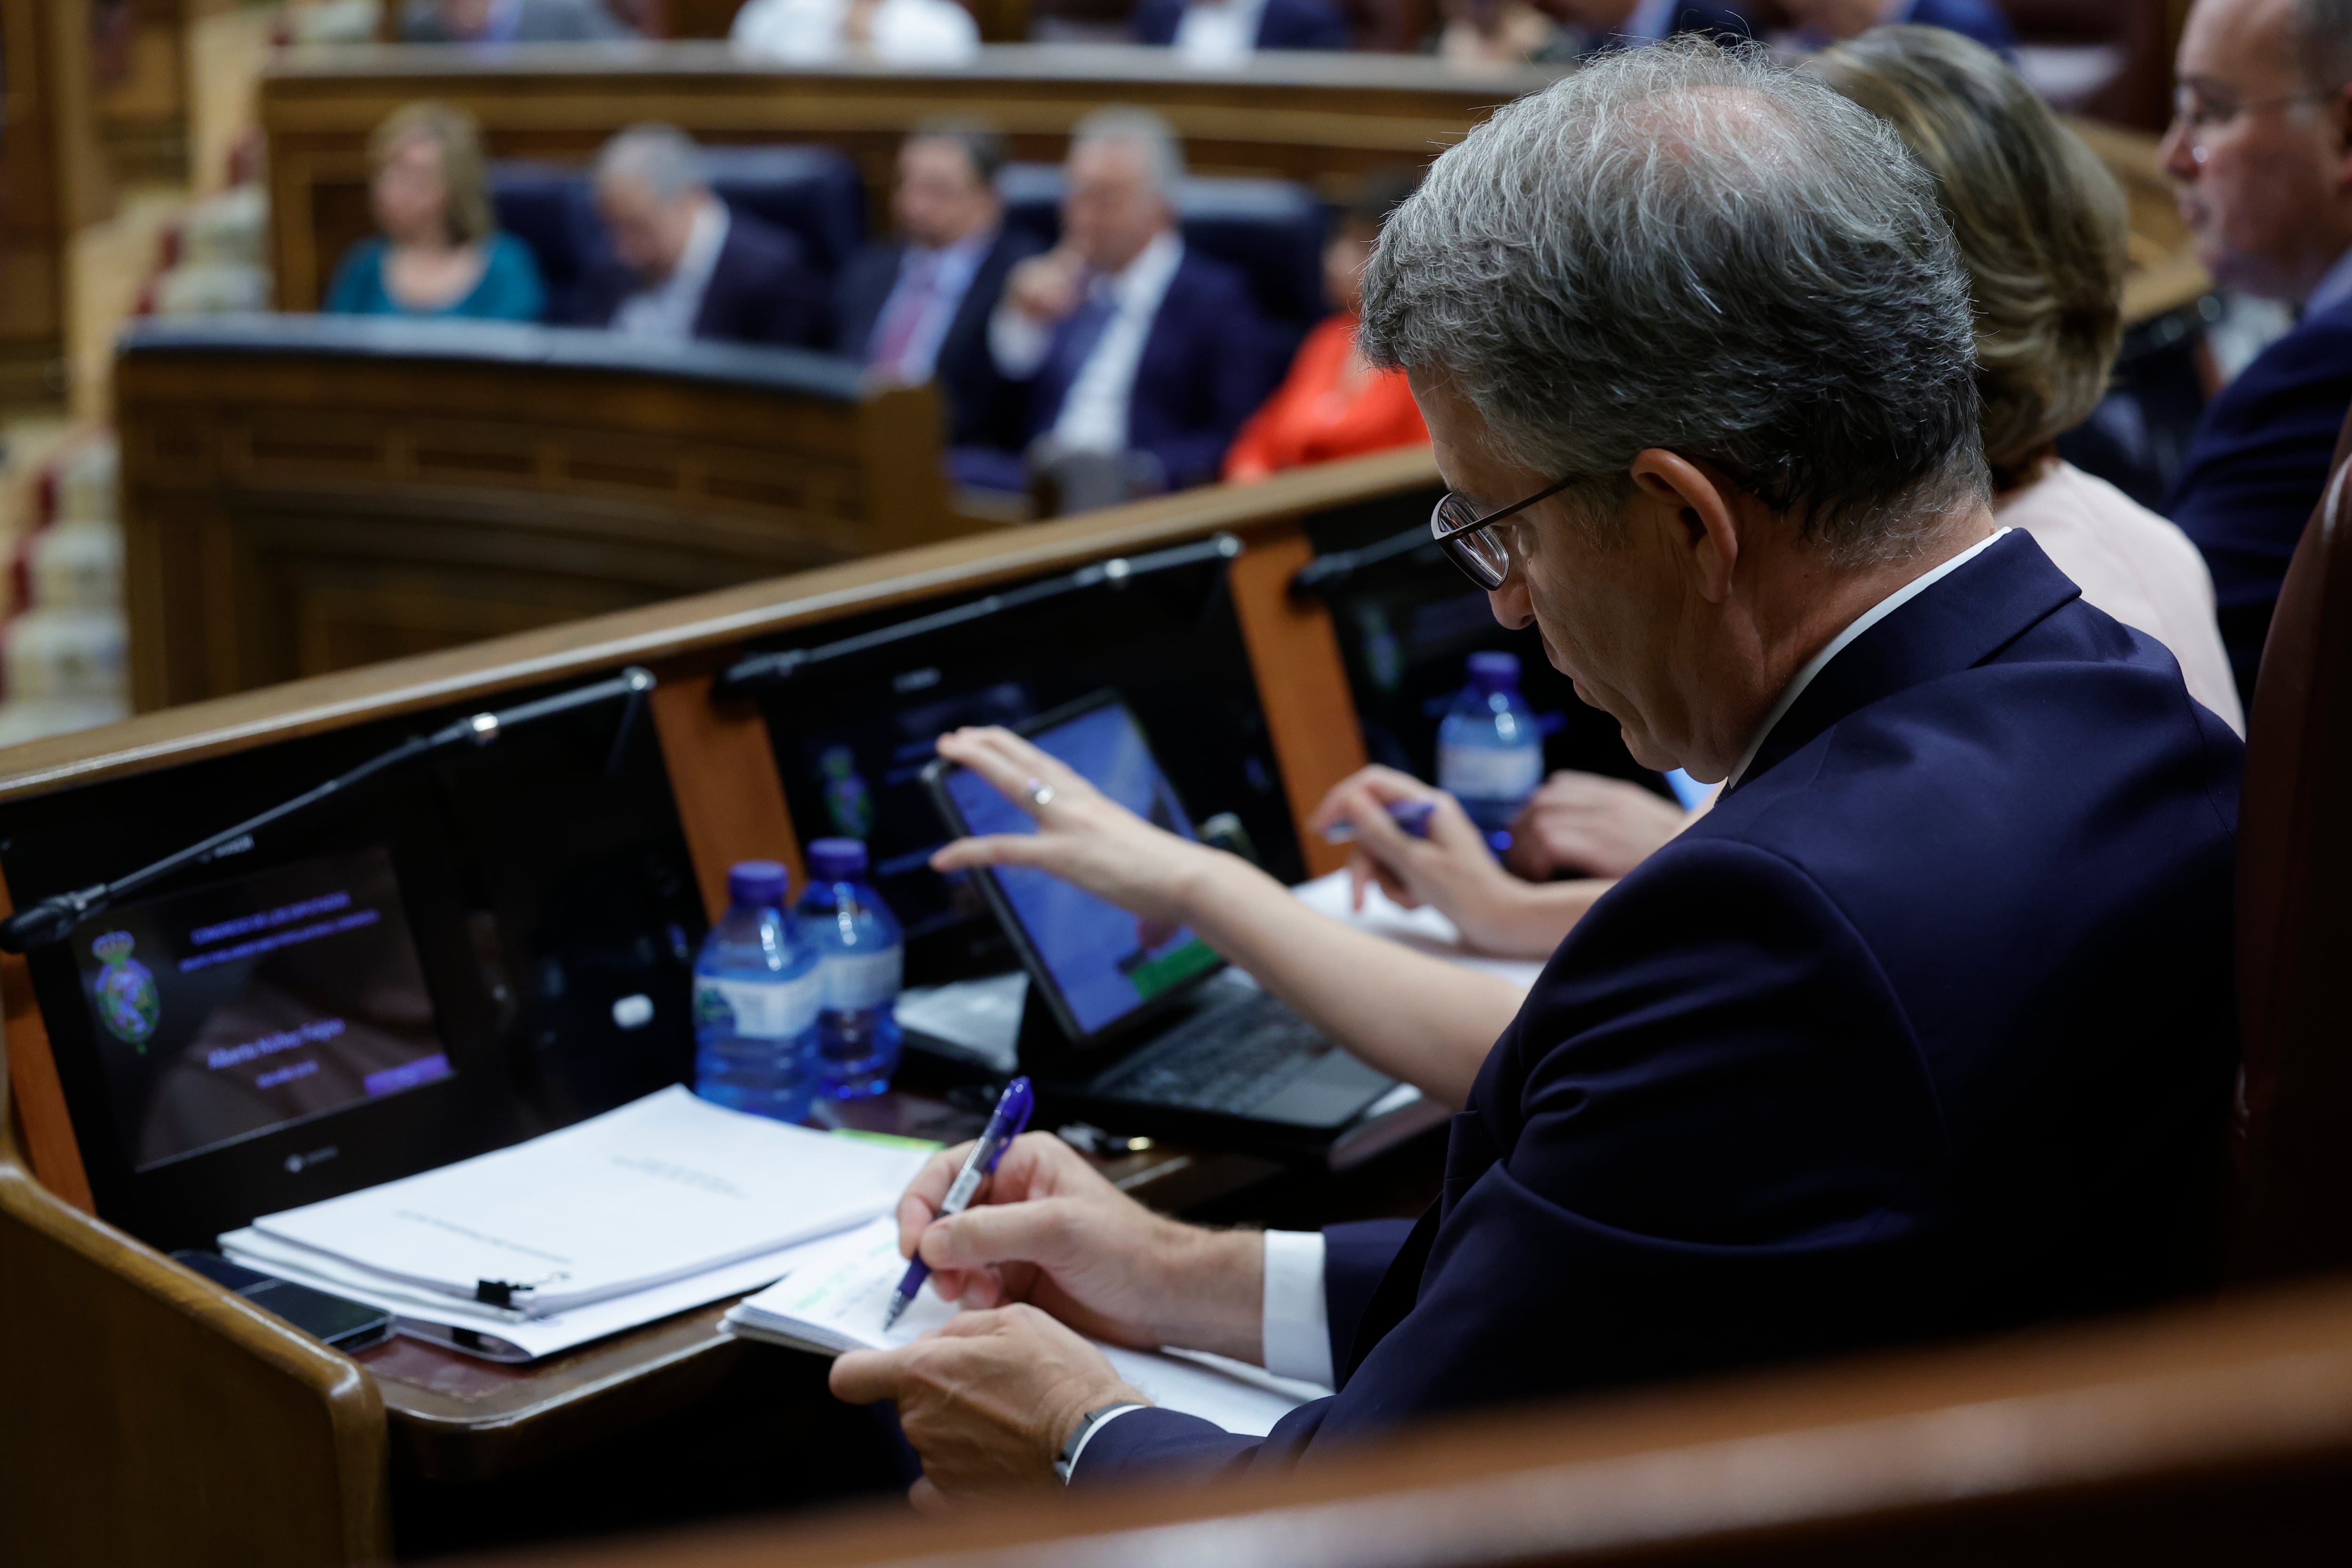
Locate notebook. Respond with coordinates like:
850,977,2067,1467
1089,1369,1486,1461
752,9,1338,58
243,1086,929,1317
723,1216,1329,1436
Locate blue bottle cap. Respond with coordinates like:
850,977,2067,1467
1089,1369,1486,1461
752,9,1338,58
1467,650,1521,691
726,860,789,909
805,837,868,882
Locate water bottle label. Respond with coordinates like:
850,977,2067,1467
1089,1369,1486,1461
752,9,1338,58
822,947,903,1012
697,972,822,1039
1438,743,1543,802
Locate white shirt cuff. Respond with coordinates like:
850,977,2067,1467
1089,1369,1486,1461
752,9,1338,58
989,304,1051,377
1260,1229,1334,1388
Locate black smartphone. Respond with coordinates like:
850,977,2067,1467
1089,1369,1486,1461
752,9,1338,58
171,1250,395,1353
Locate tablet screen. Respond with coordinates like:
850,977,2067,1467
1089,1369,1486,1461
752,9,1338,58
939,699,1223,1037
71,844,449,1171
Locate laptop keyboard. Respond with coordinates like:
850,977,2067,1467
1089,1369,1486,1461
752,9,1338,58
1089,989,1335,1114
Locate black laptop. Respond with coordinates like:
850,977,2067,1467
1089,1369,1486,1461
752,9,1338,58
924,692,1431,1160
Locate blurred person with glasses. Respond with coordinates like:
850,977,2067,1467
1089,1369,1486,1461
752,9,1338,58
2160,0,2352,708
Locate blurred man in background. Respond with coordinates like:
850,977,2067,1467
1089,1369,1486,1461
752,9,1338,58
400,0,630,41
834,123,1044,452
977,108,1271,512
2160,0,2352,708
572,125,826,350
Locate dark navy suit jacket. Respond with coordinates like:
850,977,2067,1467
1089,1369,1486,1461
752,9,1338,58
1010,248,1274,491
1081,532,2241,1482
572,205,826,350
2165,293,2352,708
1901,0,2017,52
833,227,1047,450
1582,1,1750,53
1130,0,1352,49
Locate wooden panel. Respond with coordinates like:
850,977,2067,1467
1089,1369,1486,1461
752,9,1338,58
1230,527,1368,879
476,1272,2352,1568
0,0,110,405
113,333,981,708
0,872,94,1212
648,669,807,922
0,1034,391,1567
259,43,1559,307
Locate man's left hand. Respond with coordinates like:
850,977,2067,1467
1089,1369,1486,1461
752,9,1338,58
829,1304,1148,1506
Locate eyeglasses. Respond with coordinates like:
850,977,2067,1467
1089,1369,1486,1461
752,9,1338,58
1429,475,1578,591
2169,83,2334,162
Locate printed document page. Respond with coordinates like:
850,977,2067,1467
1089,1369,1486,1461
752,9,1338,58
249,1086,930,1315
725,1218,1329,1436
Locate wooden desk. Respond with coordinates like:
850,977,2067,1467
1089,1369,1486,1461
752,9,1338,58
114,315,979,710
259,41,1561,309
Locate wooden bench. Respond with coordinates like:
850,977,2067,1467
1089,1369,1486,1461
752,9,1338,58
114,313,980,709
258,40,1563,310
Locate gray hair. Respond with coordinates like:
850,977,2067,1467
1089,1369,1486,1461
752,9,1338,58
1069,106,1186,197
2294,0,2352,94
1359,39,1986,565
596,123,707,201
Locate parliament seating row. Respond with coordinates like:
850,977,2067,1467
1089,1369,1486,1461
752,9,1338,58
260,41,1564,311
484,147,1332,349
4,409,2352,1562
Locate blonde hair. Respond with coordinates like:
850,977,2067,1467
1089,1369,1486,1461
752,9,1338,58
369,101,495,245
1812,26,2129,490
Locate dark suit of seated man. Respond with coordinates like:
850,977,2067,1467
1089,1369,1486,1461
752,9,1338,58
956,107,1273,511
400,0,630,40
834,124,1046,453
570,124,826,350
2156,0,2352,711
1129,0,1354,53
827,40,2241,1498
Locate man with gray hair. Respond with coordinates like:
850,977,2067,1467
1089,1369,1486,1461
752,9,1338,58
969,106,1273,510
2161,0,2352,705
825,40,2238,1498
572,124,824,348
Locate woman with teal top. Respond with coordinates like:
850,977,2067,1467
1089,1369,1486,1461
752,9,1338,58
325,101,546,321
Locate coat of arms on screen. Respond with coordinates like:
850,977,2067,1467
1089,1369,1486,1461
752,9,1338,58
91,931,160,1050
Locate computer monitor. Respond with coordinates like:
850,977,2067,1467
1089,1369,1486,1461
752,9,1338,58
925,693,1225,1046
70,844,448,1174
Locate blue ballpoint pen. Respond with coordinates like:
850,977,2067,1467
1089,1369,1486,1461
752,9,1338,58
882,1075,1035,1330
1319,797,1438,845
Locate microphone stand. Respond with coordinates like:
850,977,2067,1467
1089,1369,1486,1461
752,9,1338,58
715,533,1241,697
1287,524,1431,599
0,666,656,954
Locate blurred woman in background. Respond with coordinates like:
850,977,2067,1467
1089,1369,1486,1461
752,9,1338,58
325,103,547,322
1223,174,1429,482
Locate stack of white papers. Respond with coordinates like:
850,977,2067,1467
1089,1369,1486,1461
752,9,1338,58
219,1086,931,1361
724,1217,1329,1436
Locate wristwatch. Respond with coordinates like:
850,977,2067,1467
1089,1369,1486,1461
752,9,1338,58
1055,1401,1148,1485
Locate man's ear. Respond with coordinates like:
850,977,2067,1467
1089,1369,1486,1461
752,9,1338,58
1629,449,1742,605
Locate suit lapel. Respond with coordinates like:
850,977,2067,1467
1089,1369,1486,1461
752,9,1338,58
1733,531,2081,794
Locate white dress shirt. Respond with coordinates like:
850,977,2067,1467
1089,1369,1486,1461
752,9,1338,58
730,0,979,64
865,228,994,382
991,231,1186,455
1174,0,1271,65
611,198,729,343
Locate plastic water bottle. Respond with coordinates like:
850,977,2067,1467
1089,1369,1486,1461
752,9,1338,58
1438,651,1545,853
693,860,822,1123
795,838,905,1101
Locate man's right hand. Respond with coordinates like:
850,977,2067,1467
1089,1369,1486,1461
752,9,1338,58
898,1130,1265,1364
1005,249,1087,324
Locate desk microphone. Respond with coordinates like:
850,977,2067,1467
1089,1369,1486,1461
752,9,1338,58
0,666,656,954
